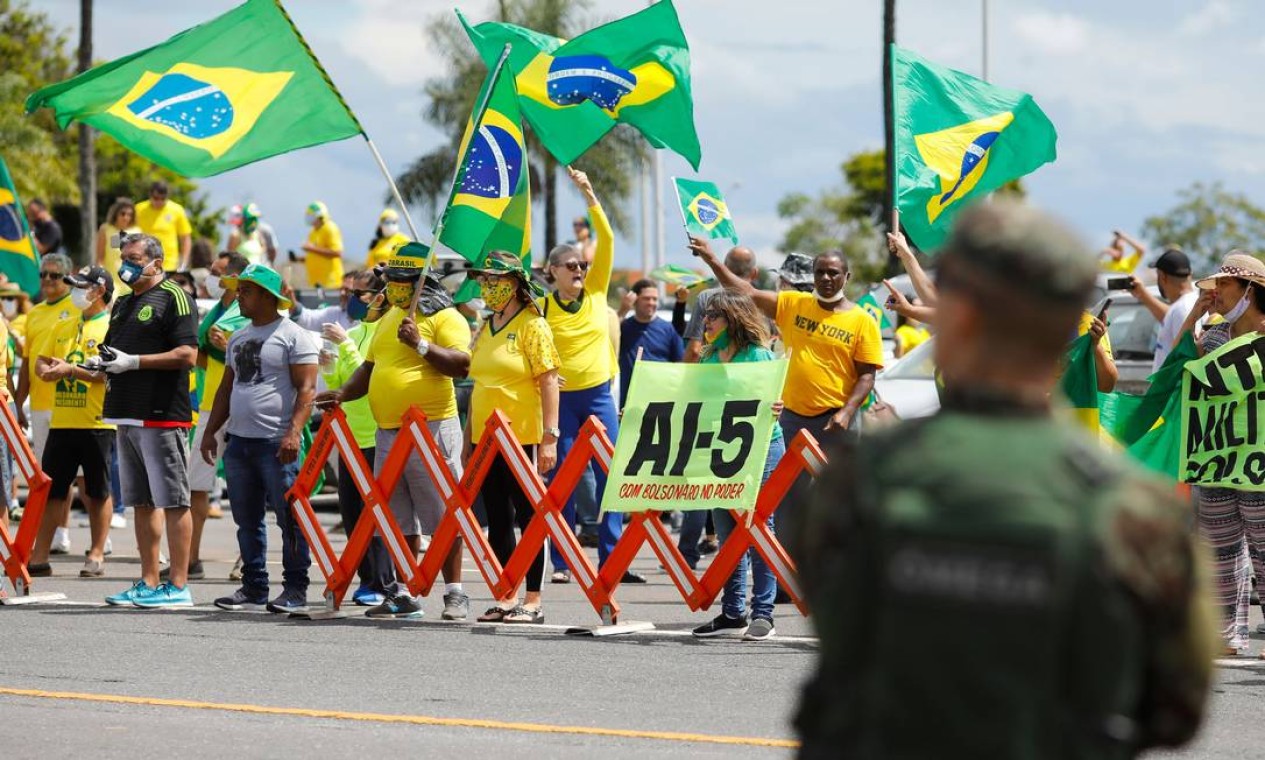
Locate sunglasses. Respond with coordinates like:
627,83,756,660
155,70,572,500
555,260,589,273
701,309,724,322
39,272,64,281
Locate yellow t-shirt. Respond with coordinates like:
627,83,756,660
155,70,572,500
51,311,113,430
895,324,931,356
1077,311,1113,359
305,219,345,289
24,294,80,412
366,233,410,270
134,200,192,271
0,317,9,403
538,204,615,391
775,291,885,417
366,306,471,427
100,222,141,291
470,309,561,445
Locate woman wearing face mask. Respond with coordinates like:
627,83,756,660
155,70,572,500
467,251,559,624
539,168,629,581
366,209,411,270
235,203,266,266
687,290,787,642
95,198,140,292
1177,252,1265,656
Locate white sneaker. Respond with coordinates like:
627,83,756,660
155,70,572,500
105,537,113,556
418,534,431,553
51,528,71,555
110,513,127,529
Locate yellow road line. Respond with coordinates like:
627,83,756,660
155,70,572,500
0,686,798,749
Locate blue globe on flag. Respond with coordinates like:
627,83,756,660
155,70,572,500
546,55,637,112
127,72,235,139
0,203,22,243
460,124,524,199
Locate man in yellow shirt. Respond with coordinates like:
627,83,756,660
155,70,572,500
15,252,79,554
316,243,472,621
301,201,344,289
26,266,114,578
134,181,192,272
365,208,411,270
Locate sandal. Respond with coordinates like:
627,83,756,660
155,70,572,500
477,605,513,623
503,605,544,625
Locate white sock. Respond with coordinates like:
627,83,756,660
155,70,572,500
445,583,463,595
54,527,69,543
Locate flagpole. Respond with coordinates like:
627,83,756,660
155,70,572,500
409,43,514,314
363,136,420,241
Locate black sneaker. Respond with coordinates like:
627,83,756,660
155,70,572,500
441,590,470,621
266,589,309,614
365,593,423,619
698,537,720,556
214,588,268,611
621,571,647,584
160,560,205,582
692,614,748,638
27,562,52,577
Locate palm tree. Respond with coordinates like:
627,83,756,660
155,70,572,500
393,0,648,256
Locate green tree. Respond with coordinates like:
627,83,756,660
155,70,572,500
395,0,648,256
1142,181,1265,271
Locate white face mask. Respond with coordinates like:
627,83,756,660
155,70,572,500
380,222,399,237
1224,287,1253,323
70,287,95,311
1,300,17,318
813,288,845,304
305,213,320,227
204,275,224,299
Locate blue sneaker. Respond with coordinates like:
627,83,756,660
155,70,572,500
352,586,386,607
105,580,153,607
133,582,194,609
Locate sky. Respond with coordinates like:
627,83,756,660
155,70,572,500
28,0,1265,274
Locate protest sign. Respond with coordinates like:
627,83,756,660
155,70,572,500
605,359,788,512
1181,332,1265,489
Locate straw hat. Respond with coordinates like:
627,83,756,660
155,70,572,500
1196,252,1265,289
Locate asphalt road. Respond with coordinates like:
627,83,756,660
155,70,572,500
0,506,1261,758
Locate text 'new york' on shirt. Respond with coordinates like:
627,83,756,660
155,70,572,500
102,278,198,426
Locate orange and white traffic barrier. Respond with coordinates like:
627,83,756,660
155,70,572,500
0,400,55,601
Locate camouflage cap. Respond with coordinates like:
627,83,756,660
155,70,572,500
938,201,1097,306
774,253,814,286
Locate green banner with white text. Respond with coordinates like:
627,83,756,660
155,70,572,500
605,359,787,512
1181,332,1265,489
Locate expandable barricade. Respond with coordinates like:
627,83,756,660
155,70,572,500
0,400,54,598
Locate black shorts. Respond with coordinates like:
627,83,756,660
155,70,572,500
41,428,115,501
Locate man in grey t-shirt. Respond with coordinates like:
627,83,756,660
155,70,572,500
200,264,319,614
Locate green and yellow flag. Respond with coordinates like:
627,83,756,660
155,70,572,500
649,263,711,289
26,0,362,177
892,45,1057,253
0,156,40,296
433,61,531,266
1060,333,1100,434
857,291,892,331
673,178,737,244
459,1,700,169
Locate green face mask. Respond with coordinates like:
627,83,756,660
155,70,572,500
704,327,730,350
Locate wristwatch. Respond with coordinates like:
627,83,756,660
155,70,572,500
543,426,561,439
415,338,430,357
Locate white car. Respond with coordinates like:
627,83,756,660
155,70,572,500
873,338,939,419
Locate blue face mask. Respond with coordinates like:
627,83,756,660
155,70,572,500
118,259,149,285
347,295,370,321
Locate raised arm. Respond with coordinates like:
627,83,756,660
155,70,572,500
687,236,778,319
571,168,613,296
886,224,938,307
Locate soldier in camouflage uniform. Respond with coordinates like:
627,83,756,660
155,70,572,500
793,202,1216,759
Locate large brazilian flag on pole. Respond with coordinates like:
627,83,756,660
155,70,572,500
892,45,1057,253
459,0,701,169
0,156,40,297
26,0,363,177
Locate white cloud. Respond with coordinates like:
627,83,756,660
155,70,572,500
1178,0,1236,36
1012,11,1091,56
340,0,450,87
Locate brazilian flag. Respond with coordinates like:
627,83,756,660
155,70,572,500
892,45,1057,253
673,178,737,245
459,1,700,169
1060,333,1100,435
856,291,892,331
433,63,531,266
26,0,362,177
649,264,710,289
0,156,39,297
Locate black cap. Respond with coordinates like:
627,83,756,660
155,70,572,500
64,266,115,300
1151,248,1191,277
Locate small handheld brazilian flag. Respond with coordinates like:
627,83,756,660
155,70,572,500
0,155,39,297
673,178,737,245
892,45,1057,253
856,291,892,331
459,1,700,169
26,0,362,177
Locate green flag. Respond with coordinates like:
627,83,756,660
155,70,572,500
892,45,1057,252
1115,331,1198,446
26,0,362,177
1059,333,1100,434
459,1,700,169
673,178,737,244
432,61,531,266
857,291,892,331
0,155,40,296
649,263,711,289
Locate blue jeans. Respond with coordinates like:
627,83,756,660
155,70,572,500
224,435,309,596
678,510,709,569
714,435,785,621
109,444,124,515
551,381,623,569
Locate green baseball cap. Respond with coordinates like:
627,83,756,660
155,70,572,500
384,241,429,281
223,263,291,309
